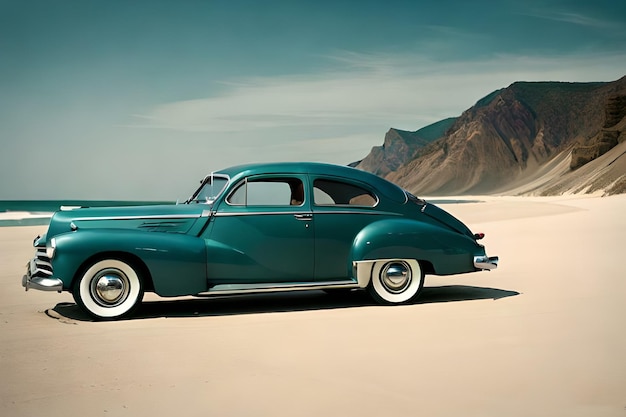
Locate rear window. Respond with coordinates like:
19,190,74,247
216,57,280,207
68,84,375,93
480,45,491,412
313,179,377,207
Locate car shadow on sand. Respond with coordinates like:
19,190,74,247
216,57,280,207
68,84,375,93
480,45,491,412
48,285,520,323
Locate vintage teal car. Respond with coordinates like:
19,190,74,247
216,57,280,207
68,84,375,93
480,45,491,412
22,162,498,320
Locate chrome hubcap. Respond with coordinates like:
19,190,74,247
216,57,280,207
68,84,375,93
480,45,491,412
91,269,129,306
380,261,411,294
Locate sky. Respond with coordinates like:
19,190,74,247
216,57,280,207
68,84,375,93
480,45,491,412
1,0,625,200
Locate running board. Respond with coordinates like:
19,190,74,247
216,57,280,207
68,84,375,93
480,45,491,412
195,280,359,297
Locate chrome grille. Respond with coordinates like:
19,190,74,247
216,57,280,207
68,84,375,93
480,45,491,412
31,244,53,277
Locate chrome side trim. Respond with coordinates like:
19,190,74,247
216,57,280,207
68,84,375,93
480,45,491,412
212,210,400,218
196,280,359,296
313,210,401,216
474,255,499,270
72,214,201,221
213,211,313,217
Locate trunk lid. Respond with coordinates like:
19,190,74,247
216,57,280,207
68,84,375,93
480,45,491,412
421,202,474,238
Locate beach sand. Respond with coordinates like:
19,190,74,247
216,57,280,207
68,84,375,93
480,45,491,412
1,195,625,417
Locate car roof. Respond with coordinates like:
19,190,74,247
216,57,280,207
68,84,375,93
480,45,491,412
214,162,408,204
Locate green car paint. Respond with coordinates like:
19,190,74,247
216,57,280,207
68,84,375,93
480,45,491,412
22,162,498,320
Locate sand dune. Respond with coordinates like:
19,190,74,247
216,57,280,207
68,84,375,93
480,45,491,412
497,140,626,196
1,195,625,417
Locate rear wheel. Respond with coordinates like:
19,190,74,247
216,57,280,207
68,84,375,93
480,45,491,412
73,259,144,320
368,259,424,304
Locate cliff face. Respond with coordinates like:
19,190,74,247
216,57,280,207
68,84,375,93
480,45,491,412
570,94,626,170
356,76,626,196
356,118,456,177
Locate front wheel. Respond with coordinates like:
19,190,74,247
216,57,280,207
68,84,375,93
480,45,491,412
368,259,424,304
73,259,144,320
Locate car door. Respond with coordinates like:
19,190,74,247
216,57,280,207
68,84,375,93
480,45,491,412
311,177,383,281
205,175,314,284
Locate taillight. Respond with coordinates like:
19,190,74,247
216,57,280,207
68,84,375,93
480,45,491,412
474,233,485,240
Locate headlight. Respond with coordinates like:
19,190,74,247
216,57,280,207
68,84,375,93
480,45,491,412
46,237,56,259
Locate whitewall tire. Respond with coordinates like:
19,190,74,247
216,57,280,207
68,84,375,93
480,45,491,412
73,259,144,320
368,259,424,304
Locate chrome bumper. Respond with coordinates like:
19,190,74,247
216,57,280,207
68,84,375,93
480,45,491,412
22,259,63,292
22,274,63,292
474,255,499,271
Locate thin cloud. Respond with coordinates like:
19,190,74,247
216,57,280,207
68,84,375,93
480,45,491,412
249,133,379,164
523,9,618,29
127,52,626,135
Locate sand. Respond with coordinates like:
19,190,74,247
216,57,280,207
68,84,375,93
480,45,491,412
0,212,51,220
1,195,625,417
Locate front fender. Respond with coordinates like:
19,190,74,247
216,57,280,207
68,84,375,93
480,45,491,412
350,218,485,275
51,229,207,296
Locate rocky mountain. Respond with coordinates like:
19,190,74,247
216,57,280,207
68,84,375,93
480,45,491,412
356,76,626,196
356,118,456,177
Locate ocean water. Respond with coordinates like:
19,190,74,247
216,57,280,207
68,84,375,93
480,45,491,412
0,200,173,227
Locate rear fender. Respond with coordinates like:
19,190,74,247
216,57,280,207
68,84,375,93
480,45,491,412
350,218,484,276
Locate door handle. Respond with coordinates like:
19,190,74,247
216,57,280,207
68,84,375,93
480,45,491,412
294,213,313,221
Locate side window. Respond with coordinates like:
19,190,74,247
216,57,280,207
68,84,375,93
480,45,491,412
227,178,305,206
313,179,377,207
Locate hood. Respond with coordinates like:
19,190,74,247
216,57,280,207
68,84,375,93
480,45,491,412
46,204,211,238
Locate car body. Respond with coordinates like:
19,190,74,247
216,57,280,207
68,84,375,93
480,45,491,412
22,162,498,319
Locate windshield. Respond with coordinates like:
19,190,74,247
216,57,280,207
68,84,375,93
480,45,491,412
186,174,229,204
